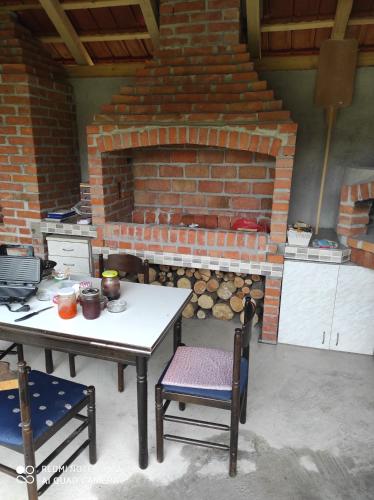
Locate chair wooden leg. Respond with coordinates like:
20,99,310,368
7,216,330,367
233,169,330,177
44,349,53,374
240,386,248,424
21,424,38,500
69,354,76,378
155,385,164,462
229,409,240,477
87,386,97,465
17,344,24,362
117,363,125,392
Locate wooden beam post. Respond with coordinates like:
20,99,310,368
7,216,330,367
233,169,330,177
139,0,159,47
331,0,354,40
38,0,93,65
246,0,261,59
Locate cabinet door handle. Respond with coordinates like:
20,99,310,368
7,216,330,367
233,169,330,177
322,331,325,344
63,263,74,266
62,248,74,252
336,333,340,346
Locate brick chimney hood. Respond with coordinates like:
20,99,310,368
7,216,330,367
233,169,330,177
87,0,297,343
88,0,297,235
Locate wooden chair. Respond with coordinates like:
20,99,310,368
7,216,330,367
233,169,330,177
0,343,24,363
0,360,96,499
67,253,149,392
155,297,255,477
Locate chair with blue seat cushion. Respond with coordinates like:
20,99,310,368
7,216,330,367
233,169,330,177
0,361,96,500
155,296,256,477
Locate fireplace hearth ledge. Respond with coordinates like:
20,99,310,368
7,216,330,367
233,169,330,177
92,246,283,278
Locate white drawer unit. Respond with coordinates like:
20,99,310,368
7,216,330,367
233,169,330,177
46,235,93,276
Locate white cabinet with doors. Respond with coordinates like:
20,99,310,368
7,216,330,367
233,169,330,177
278,260,374,356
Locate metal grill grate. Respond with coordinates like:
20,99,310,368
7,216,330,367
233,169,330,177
0,256,41,285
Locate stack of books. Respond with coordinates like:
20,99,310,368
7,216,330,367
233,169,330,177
46,209,76,221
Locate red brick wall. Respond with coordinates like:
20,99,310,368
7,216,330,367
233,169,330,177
0,12,79,249
159,0,241,49
131,146,275,228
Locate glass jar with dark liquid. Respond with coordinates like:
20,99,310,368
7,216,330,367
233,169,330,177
101,270,120,301
80,288,101,320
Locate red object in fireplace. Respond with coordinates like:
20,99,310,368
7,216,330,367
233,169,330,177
232,218,269,233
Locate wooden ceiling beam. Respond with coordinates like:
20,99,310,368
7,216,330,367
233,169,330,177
139,0,159,46
260,17,374,33
246,0,261,59
40,31,150,43
66,61,144,77
255,51,374,71
64,50,374,77
39,0,93,65
1,0,140,11
331,0,354,40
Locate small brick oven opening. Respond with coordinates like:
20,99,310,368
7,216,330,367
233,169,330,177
337,179,374,270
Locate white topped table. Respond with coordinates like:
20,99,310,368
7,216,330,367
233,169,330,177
0,277,192,469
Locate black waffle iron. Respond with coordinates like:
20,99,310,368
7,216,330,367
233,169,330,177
0,254,41,304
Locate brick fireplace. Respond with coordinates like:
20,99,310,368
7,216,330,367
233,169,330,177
337,178,374,270
87,0,298,342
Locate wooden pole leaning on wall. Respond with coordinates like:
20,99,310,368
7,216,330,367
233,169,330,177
315,105,336,234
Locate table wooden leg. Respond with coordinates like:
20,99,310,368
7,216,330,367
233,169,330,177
136,356,148,469
44,349,53,374
173,315,186,411
173,315,182,352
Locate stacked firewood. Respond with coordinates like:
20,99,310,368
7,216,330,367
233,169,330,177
138,265,263,325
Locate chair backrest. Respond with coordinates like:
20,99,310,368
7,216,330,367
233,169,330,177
231,297,256,396
242,296,256,352
0,361,30,430
99,253,149,284
0,361,18,391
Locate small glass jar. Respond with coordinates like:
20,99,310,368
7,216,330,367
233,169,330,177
57,287,77,320
80,287,101,320
101,270,120,301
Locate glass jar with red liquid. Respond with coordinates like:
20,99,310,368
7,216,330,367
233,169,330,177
57,287,77,319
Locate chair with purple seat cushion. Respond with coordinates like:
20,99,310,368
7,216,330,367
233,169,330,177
155,296,256,477
0,360,96,500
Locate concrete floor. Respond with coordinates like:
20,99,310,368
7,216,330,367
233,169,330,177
0,318,373,500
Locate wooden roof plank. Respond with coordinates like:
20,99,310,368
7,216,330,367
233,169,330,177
39,0,93,65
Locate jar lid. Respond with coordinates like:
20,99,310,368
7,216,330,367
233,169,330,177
102,270,118,278
57,287,75,297
81,287,100,299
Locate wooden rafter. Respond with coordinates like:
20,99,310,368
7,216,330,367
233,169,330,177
254,52,374,71
40,31,150,43
65,50,374,77
246,0,261,59
1,0,139,11
67,61,144,77
331,0,354,40
139,0,159,46
38,0,93,65
261,17,374,33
